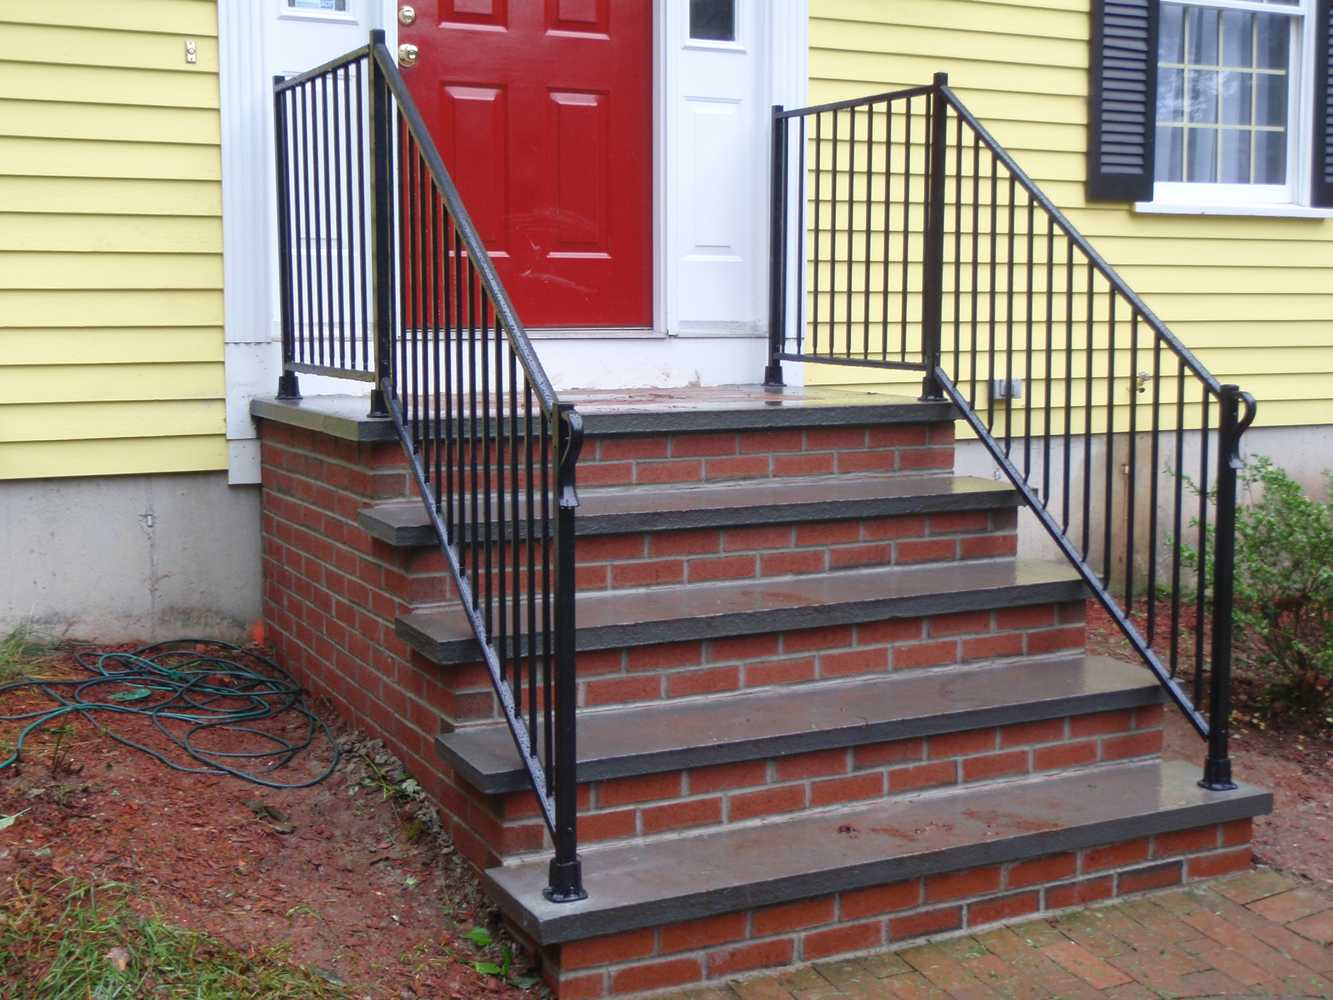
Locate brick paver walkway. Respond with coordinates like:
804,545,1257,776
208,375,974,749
664,871,1333,999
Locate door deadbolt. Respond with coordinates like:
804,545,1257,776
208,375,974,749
398,5,417,25
398,43,419,67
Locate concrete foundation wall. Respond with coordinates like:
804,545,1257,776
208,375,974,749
0,472,261,642
955,423,1333,584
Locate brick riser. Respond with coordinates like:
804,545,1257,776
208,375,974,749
538,820,1256,999
438,601,1088,723
265,423,994,607
463,705,1166,862
379,508,1019,605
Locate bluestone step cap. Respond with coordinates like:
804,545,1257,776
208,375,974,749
484,759,1272,944
359,473,1022,547
438,655,1162,794
398,559,1087,664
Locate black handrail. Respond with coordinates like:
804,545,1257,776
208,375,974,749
768,74,1256,790
273,32,586,901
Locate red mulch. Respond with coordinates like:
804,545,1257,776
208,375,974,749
1086,601,1333,888
0,645,539,999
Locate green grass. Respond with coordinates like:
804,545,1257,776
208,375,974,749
0,879,351,999
0,623,61,683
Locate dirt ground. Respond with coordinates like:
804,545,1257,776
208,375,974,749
2,616,1329,996
0,645,536,999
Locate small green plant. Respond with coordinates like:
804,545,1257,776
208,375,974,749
0,622,60,682
463,926,540,989
1185,456,1332,718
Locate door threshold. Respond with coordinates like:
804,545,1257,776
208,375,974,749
528,327,663,340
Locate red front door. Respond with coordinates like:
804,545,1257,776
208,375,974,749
400,1,653,328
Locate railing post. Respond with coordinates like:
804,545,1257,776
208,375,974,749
1201,384,1243,791
367,30,393,419
274,78,301,400
546,405,587,903
920,72,949,401
765,105,788,388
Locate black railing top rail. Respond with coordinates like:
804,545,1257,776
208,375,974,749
275,45,370,93
775,83,935,119
365,32,561,420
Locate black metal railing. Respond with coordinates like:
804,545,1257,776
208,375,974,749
768,75,1256,790
274,32,586,901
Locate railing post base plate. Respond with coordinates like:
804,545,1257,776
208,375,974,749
763,362,784,388
1199,757,1237,792
368,387,389,419
276,372,301,400
544,857,588,904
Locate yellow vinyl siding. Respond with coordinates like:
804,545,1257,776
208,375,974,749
807,1,1333,430
0,0,222,481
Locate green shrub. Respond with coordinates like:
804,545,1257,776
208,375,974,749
1188,456,1332,719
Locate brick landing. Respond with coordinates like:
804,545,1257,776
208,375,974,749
662,870,1333,1000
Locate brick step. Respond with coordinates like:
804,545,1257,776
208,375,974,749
440,656,1161,796
359,474,1021,601
398,561,1088,721
442,657,1166,858
487,760,1271,998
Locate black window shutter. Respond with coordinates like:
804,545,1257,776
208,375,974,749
1088,0,1160,202
1314,0,1333,208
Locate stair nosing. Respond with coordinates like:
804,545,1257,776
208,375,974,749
359,474,1022,548
436,656,1163,795
483,759,1272,945
397,560,1087,666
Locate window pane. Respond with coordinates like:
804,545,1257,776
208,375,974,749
689,0,736,41
288,0,348,9
1220,71,1252,125
1255,72,1286,126
1221,10,1254,67
1161,4,1186,62
1186,7,1220,64
1219,130,1252,182
1186,69,1219,123
1158,68,1184,122
1254,130,1286,183
1256,12,1290,69
1156,126,1185,182
1186,129,1218,182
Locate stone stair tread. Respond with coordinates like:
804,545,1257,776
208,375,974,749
253,386,955,443
485,759,1271,945
360,473,1020,546
438,656,1161,794
398,559,1086,664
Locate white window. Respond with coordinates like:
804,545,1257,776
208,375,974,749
1154,0,1313,206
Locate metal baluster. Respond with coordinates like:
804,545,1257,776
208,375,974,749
320,74,335,367
1023,197,1034,479
813,112,822,357
830,108,839,356
1082,263,1094,559
1004,176,1015,455
796,115,806,356
1170,362,1186,679
846,103,856,357
987,153,997,430
1043,216,1054,506
969,131,980,407
1147,336,1162,643
863,103,874,359
881,101,892,361
1104,292,1117,584
953,111,963,378
901,99,912,362
1194,390,1211,707
1062,239,1073,532
355,60,370,369
332,67,347,370
469,268,480,606
1126,311,1139,615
